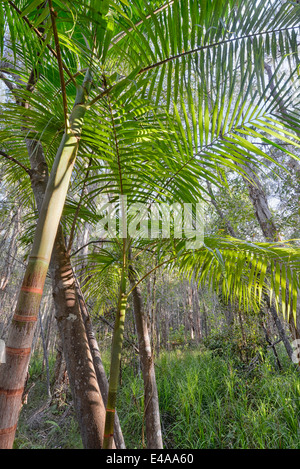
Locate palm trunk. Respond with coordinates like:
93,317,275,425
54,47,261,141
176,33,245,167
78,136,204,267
52,335,67,404
75,277,125,449
129,266,163,449
27,102,110,448
0,70,92,449
26,73,113,447
103,268,127,449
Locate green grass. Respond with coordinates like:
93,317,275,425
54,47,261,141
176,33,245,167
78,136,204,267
15,346,300,449
116,348,300,449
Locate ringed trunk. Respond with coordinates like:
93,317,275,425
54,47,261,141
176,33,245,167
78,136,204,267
0,71,92,448
103,272,127,449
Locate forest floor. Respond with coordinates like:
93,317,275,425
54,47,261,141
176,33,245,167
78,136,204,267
14,344,300,449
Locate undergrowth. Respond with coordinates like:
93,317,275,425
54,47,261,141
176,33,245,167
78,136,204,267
15,343,300,449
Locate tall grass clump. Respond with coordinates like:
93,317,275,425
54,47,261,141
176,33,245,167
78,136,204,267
153,348,300,449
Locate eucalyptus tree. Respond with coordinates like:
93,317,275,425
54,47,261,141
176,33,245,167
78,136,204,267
0,0,300,451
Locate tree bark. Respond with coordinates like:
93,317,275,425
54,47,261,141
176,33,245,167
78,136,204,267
186,283,195,341
242,164,294,362
103,271,127,449
201,292,209,339
1,62,119,448
266,299,294,361
28,135,116,448
75,278,125,449
27,130,118,447
193,286,203,342
129,265,163,449
0,70,97,448
241,165,280,242
50,227,107,448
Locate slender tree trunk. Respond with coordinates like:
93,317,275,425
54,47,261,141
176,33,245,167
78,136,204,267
224,299,234,330
13,63,113,448
50,226,107,448
266,298,294,360
129,265,163,449
260,313,282,371
208,73,293,359
193,286,202,342
75,277,125,449
238,163,294,362
28,120,110,448
237,309,249,363
241,165,279,242
38,310,51,398
0,70,92,449
155,303,161,357
186,283,195,341
206,181,237,237
0,206,20,293
201,293,209,339
103,267,127,449
150,267,157,353
44,299,55,362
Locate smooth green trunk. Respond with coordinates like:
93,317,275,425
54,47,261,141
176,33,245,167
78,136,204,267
0,70,92,449
103,269,127,449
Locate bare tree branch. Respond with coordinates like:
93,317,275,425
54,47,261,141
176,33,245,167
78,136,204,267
0,150,32,175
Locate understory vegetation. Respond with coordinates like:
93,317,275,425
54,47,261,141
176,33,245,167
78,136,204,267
15,339,300,450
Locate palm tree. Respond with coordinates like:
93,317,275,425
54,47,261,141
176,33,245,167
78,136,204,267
0,0,300,449
0,0,109,448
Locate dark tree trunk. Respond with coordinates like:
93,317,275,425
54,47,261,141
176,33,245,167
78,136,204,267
187,283,195,341
129,266,163,449
75,279,125,449
50,228,107,448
